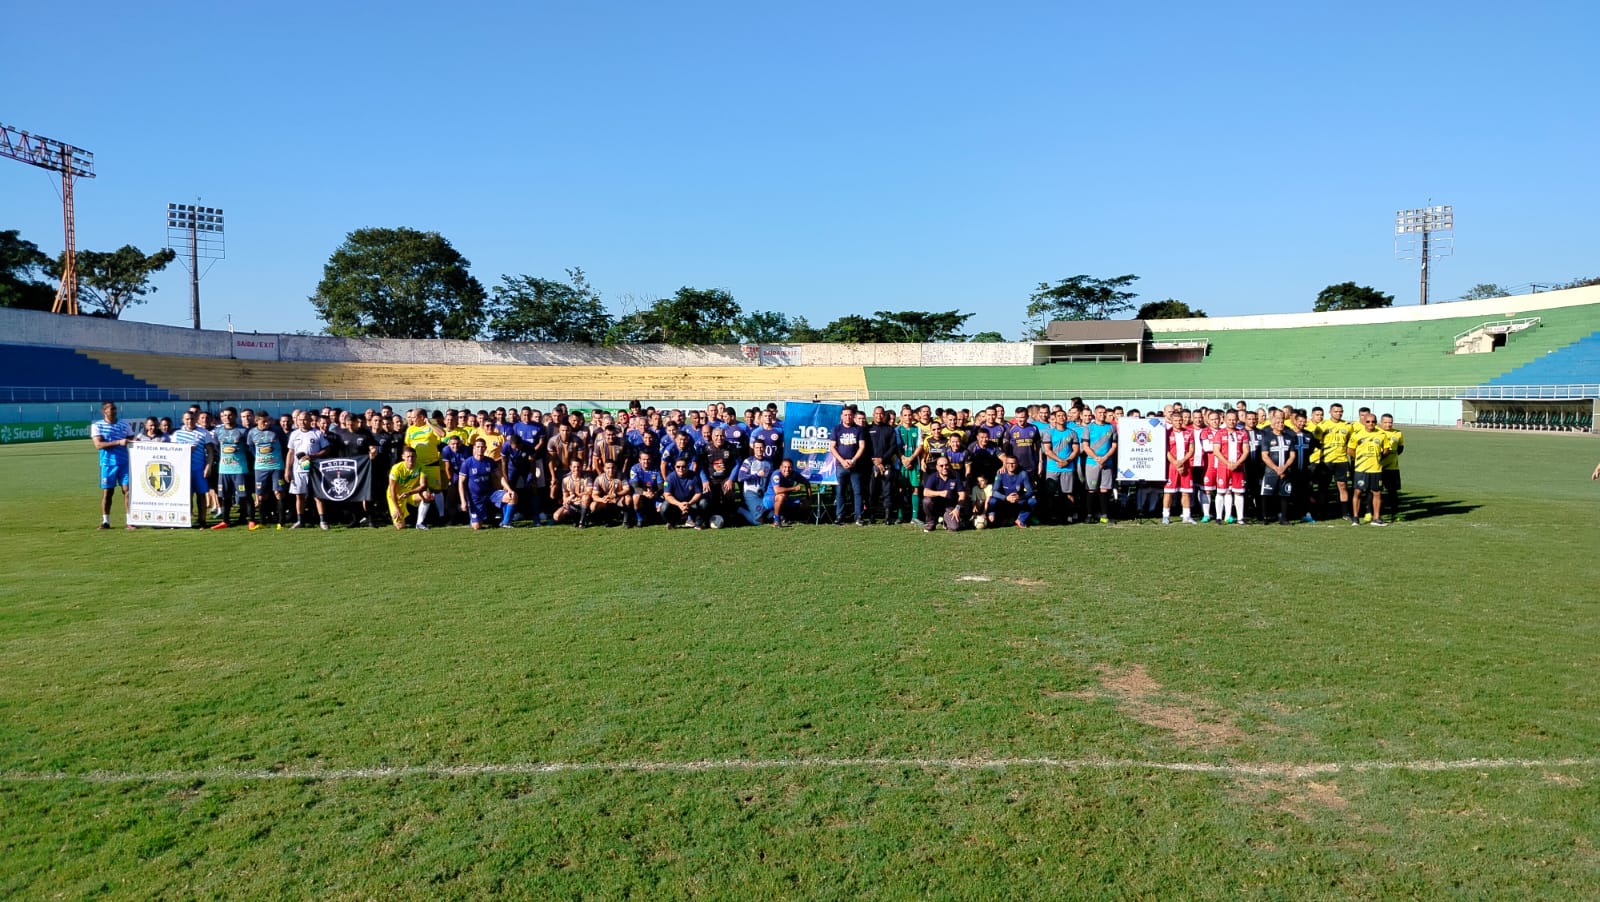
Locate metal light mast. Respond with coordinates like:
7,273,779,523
1395,204,1454,306
0,123,96,315
166,202,225,330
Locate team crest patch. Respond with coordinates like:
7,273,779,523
317,459,359,501
144,460,177,497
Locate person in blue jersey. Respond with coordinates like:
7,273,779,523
722,411,750,459
456,437,504,530
247,411,288,529
660,430,699,479
209,407,252,530
751,409,785,464
1082,407,1118,523
921,455,967,533
829,406,868,526
866,407,903,525
171,409,216,529
966,427,1002,486
1004,407,1043,478
1041,408,1079,524
988,453,1037,529
628,449,665,528
766,457,811,527
90,401,134,529
439,435,471,526
663,457,710,529
728,440,775,525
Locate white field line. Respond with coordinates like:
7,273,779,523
3,755,1597,785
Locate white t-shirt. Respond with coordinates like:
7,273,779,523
286,428,328,469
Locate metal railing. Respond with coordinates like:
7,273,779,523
1452,316,1541,343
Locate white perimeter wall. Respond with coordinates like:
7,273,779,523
1146,285,1600,333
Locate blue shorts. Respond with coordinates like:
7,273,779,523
100,455,130,490
255,470,286,494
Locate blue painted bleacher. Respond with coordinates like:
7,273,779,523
0,344,174,402
1481,331,1600,395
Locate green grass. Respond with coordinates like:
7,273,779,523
3,431,1599,899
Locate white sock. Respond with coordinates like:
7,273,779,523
1199,494,1210,517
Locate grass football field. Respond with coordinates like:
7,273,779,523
2,429,1598,899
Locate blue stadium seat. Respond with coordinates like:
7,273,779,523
0,344,174,402
1481,331,1600,394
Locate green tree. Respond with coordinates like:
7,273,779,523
1559,276,1600,290
787,315,821,342
873,309,973,342
73,245,178,319
487,268,610,343
1136,299,1206,320
310,227,487,339
968,330,1005,343
602,287,742,345
1026,274,1139,336
1313,282,1394,313
0,229,56,311
818,314,891,344
1458,283,1510,301
734,311,793,344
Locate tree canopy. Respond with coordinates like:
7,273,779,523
1136,299,1206,320
1026,274,1139,336
605,287,743,346
0,229,56,311
74,245,177,319
968,330,1005,343
487,268,610,343
734,310,794,344
1458,283,1510,301
310,228,487,339
1313,282,1394,312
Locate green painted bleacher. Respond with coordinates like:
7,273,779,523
865,304,1600,395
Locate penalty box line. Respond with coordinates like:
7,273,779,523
4,755,1599,785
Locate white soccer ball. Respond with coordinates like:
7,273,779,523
709,515,724,529
973,514,989,530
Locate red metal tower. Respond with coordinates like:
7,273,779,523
0,123,96,315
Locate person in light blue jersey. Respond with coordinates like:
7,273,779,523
90,401,134,529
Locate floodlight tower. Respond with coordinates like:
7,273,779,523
1395,204,1453,305
0,123,96,315
166,202,225,329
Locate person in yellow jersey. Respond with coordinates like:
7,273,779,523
1378,413,1405,521
471,418,506,461
405,408,447,521
1319,403,1356,522
386,445,433,530
442,409,472,448
1346,407,1388,526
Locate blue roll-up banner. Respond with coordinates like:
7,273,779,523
781,401,845,485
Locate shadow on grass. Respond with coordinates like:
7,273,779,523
1394,491,1480,520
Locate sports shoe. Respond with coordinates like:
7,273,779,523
1370,519,1388,527
1302,514,1316,524
1098,517,1109,524
97,522,110,530
319,523,330,530
1347,517,1359,526
1181,517,1195,524
289,522,303,529
1200,515,1212,523
923,523,935,533
854,519,866,527
1225,517,1236,524
210,522,229,530
275,524,284,531
1361,513,1372,524
247,521,259,531
1161,516,1171,525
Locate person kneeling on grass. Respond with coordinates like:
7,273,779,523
922,455,966,532
765,458,810,527
457,437,505,530
987,453,1036,528
388,445,433,530
589,459,629,526
663,457,709,529
628,449,664,528
553,459,594,527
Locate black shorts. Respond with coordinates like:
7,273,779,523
1352,470,1380,492
1328,461,1352,484
1260,469,1292,496
1381,470,1401,493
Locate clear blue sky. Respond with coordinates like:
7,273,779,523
4,1,1596,337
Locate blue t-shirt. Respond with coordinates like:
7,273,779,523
666,470,706,502
831,424,866,469
629,464,663,495
751,428,785,461
925,472,964,497
995,469,1034,501
1086,423,1115,462
459,455,497,499
1005,423,1041,471
247,427,284,472
91,419,131,467
733,457,772,494
765,470,809,504
1044,426,1077,474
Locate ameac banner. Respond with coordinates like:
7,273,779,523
1116,418,1168,481
129,441,193,527
781,401,845,485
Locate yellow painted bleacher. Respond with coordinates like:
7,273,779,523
82,351,868,401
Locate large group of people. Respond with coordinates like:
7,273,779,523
90,396,1410,532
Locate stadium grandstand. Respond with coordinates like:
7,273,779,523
1,286,1596,441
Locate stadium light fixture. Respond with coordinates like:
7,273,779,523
166,199,226,329
1395,203,1453,306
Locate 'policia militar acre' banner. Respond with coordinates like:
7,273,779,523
129,442,193,527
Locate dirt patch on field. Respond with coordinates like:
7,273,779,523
1241,778,1354,821
1088,664,1246,750
1001,576,1048,588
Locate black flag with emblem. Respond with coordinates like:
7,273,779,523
311,457,371,503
